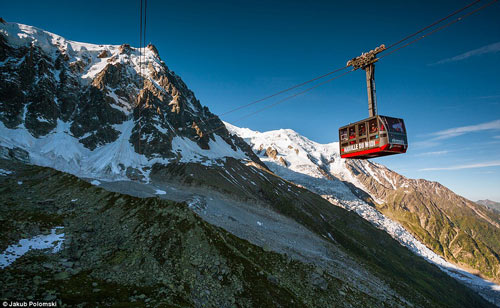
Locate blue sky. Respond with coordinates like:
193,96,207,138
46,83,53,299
2,0,500,201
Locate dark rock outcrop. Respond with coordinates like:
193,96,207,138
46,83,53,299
265,146,278,159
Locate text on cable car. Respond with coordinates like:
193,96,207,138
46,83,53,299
344,140,377,152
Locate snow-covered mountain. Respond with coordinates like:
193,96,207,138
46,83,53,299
0,22,262,181
226,122,500,304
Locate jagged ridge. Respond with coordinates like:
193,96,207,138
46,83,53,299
0,22,262,180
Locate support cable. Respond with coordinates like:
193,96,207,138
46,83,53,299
383,0,481,51
200,0,497,136
203,69,355,136
138,0,143,154
201,0,486,124
379,0,498,61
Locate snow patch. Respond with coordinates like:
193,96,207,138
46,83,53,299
0,227,65,269
0,169,13,176
172,135,249,165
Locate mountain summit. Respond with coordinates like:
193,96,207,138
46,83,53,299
0,22,262,180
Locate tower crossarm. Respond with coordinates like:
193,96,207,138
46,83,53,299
346,44,386,70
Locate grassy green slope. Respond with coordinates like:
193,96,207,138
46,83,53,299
346,162,500,284
380,189,500,282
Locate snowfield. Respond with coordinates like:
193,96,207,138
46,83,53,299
0,117,250,183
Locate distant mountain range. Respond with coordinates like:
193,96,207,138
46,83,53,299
0,21,498,306
478,200,500,214
227,123,500,288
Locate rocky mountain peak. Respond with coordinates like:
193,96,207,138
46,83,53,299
0,22,263,180
118,43,132,54
147,43,160,57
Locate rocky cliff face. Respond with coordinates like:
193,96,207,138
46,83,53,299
0,22,262,179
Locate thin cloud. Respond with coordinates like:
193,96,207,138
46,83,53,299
420,161,500,171
432,119,500,140
476,170,496,174
414,150,449,157
478,95,500,99
430,41,500,65
414,120,500,149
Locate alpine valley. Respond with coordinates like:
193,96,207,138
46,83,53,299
1,21,499,307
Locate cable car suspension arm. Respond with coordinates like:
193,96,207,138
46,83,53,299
347,44,386,117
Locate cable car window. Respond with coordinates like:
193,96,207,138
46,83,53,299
379,119,386,131
340,128,347,141
369,119,378,134
349,126,356,139
385,117,406,133
358,123,366,136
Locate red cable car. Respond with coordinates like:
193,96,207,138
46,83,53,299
339,45,408,159
339,115,407,159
